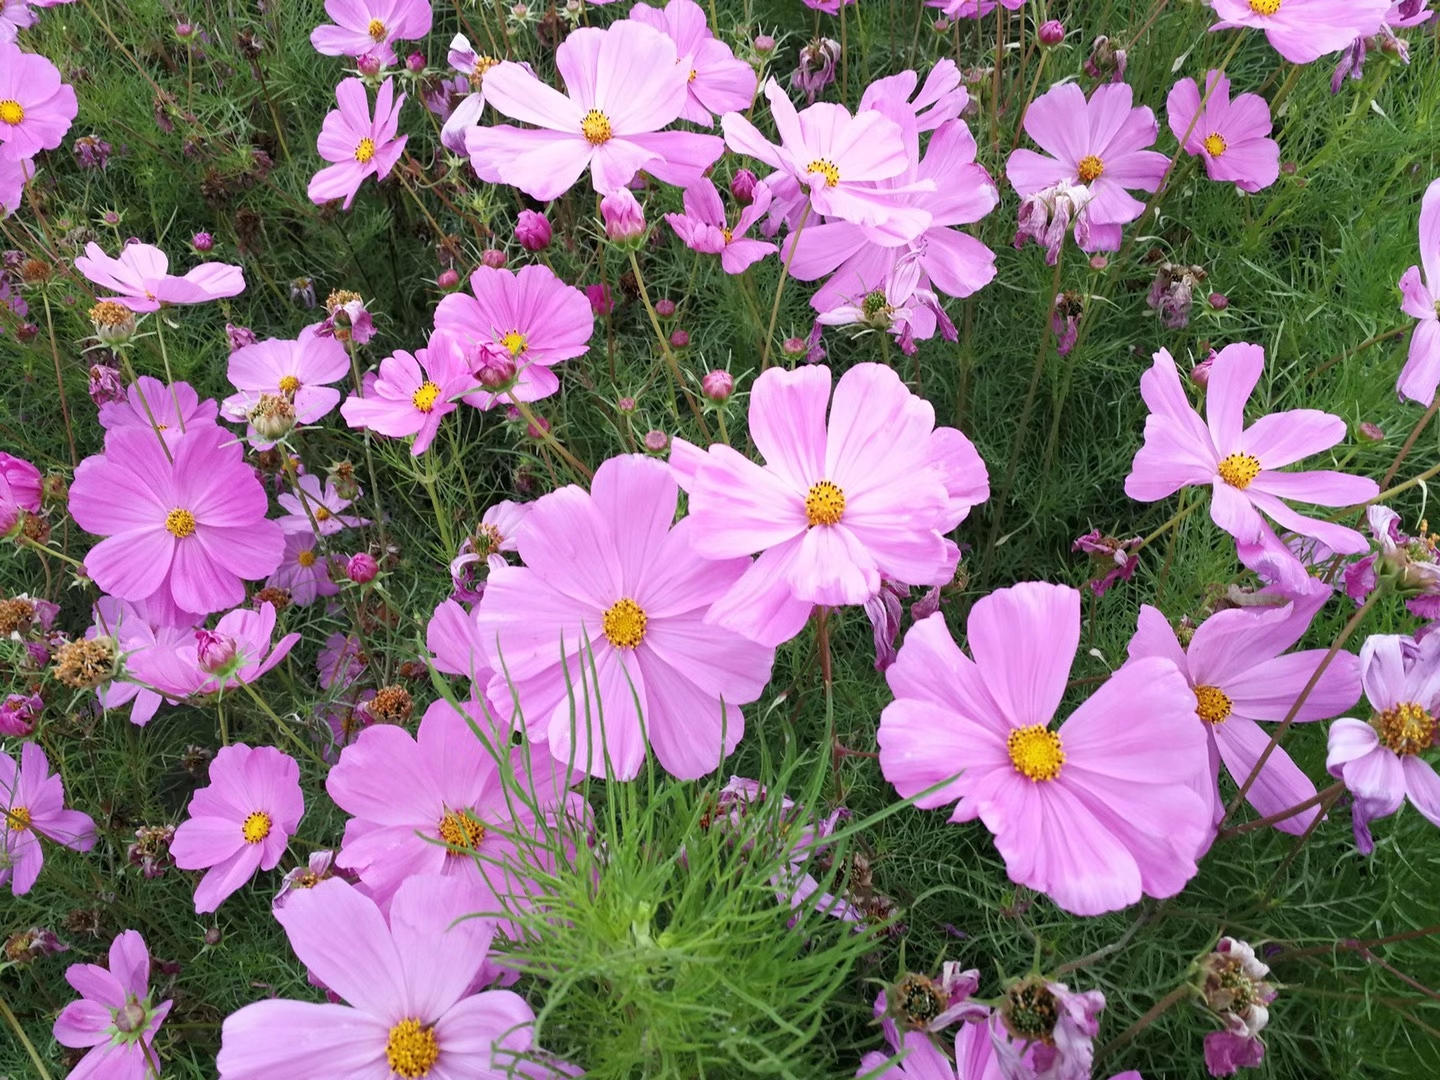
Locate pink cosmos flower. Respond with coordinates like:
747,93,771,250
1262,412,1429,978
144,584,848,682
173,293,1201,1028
319,630,367,690
1008,82,1168,252
217,875,574,1080
877,583,1212,916
98,375,220,449
433,263,593,408
477,454,776,779
1326,633,1440,853
53,930,173,1080
0,1,36,42
75,241,244,313
132,602,299,699
171,743,303,912
222,324,351,433
1125,344,1379,564
0,144,33,219
309,77,408,210
859,60,971,133
1208,0,1390,65
449,500,529,603
0,42,78,158
438,34,496,153
1343,505,1440,618
2,742,96,895
466,20,724,199
665,178,777,273
70,425,286,616
1397,176,1440,405
328,696,585,916
428,597,497,685
724,79,932,240
628,0,757,126
994,981,1115,1080
929,0,1023,19
310,0,432,66
1126,596,1360,840
1199,937,1277,1077
671,363,989,649
88,595,193,726
814,250,957,354
276,473,368,535
0,450,40,521
266,530,340,606
1167,71,1280,193
339,335,473,454
803,0,854,13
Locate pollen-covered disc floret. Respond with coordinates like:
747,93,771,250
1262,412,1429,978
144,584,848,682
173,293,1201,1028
1077,154,1105,182
501,330,528,355
241,811,272,844
805,158,841,187
1203,133,1228,157
1248,0,1282,14
366,18,388,42
1002,979,1058,1045
1372,701,1437,756
165,508,197,538
7,805,30,831
437,809,486,853
411,381,442,412
581,109,612,144
1194,684,1233,725
0,100,23,126
1217,453,1262,490
893,974,947,1029
355,137,376,164
602,598,648,649
1007,725,1066,782
804,480,846,526
385,1018,441,1078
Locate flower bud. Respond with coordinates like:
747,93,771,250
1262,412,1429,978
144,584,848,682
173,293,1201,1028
191,231,214,253
227,323,258,351
1357,421,1385,443
585,283,614,315
203,927,222,946
175,22,196,40
473,343,517,388
346,552,379,583
481,248,506,269
247,394,297,441
601,188,647,246
195,630,238,674
654,298,676,318
643,429,670,453
1190,353,1216,388
731,169,758,205
114,1002,148,1034
406,52,426,74
515,210,552,251
754,34,776,54
437,268,460,291
1208,292,1229,311
357,52,383,78
669,329,689,348
781,336,806,358
702,370,734,401
617,396,636,414
1039,20,1065,46
88,301,137,346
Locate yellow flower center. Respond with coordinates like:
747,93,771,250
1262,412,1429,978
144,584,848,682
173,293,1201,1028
437,809,487,854
805,158,841,187
367,17,388,41
688,69,698,82
502,330,528,355
314,507,333,521
581,109,613,145
805,481,846,527
1248,0,1281,15
1217,453,1262,490
1373,702,1437,756
1203,132,1228,157
602,598,648,649
165,508,197,538
1077,155,1105,182
1194,684,1233,725
412,381,443,412
721,226,733,244
278,374,301,393
385,1018,440,1078
6,805,30,831
292,870,321,889
297,549,318,568
1007,725,1066,782
355,137,376,164
242,811,272,844
0,100,23,126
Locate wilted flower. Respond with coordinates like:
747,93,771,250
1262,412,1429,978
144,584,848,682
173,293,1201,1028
127,825,177,879
246,393,297,442
72,134,112,170
1052,290,1083,355
1073,530,1142,596
227,323,258,351
1147,262,1208,329
3,926,67,966
289,277,317,308
998,976,1106,1079
87,300,137,346
1083,34,1127,81
52,637,118,690
0,691,42,736
1014,180,1096,266
1198,937,1277,1077
1344,506,1440,618
273,849,345,908
792,37,839,103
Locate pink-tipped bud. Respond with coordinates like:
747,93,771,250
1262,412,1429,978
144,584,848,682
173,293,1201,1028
617,396,637,414
406,52,426,73
702,370,734,401
1089,255,1109,271
481,248,506,269
346,552,379,583
601,188,646,245
1190,354,1216,388
175,22,195,40
654,298,676,318
731,169,758,205
473,343,517,388
191,231,214,253
526,415,551,439
1208,292,1229,311
781,336,806,357
195,630,238,674
515,210,552,251
356,52,383,78
1357,421,1386,443
437,268,460,291
585,283,614,315
1038,20,1065,46
643,429,670,453
669,329,690,348
754,34,776,54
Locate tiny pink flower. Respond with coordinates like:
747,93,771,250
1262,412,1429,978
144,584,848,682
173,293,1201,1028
267,530,341,606
308,77,408,210
339,334,473,454
276,472,368,535
75,241,245,313
310,0,433,66
1167,71,1280,193
53,931,173,1079
666,177,777,274
0,42,78,158
2,742,97,895
1208,0,1390,65
222,324,352,435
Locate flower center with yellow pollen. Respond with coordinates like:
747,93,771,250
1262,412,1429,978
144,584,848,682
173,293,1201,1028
367,18,388,41
165,508,197,538
603,598,648,649
805,158,841,187
355,138,376,164
7,806,31,831
1203,132,1228,157
438,809,486,853
805,481,846,526
1077,155,1105,183
297,549,318,568
242,811,272,844
1248,0,1281,15
0,100,23,126
314,507,333,521
385,1018,440,1078
278,374,301,393
1373,702,1437,756
1194,684,1233,725
412,381,442,412
501,330,528,355
581,109,613,145
1217,453,1262,490
1007,725,1065,782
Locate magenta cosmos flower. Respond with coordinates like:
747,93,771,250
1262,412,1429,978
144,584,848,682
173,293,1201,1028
98,376,220,450
1327,633,1440,853
671,363,989,649
0,41,78,158
724,79,930,240
1007,82,1168,252
878,583,1212,916
75,241,244,313
88,595,193,726
628,0,757,126
1209,0,1390,64
53,930,173,1080
1167,71,1280,193
309,77,407,210
860,61,970,134
70,424,286,615
665,178,777,274
171,743,303,912
1397,176,1440,405
0,450,40,532
328,696,585,915
1125,343,1378,562
467,20,724,199
0,1,37,43
930,0,1023,19
223,324,351,431
433,263,593,407
340,334,473,454
1127,597,1360,839
133,602,300,697
218,875,573,1080
477,454,776,780
2,742,96,895
310,0,432,66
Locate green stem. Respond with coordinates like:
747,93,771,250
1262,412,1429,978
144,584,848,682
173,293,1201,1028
40,292,77,467
238,681,329,769
0,993,53,1080
626,250,711,440
760,204,812,370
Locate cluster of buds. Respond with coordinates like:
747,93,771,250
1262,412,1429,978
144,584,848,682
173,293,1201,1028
1146,262,1209,330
